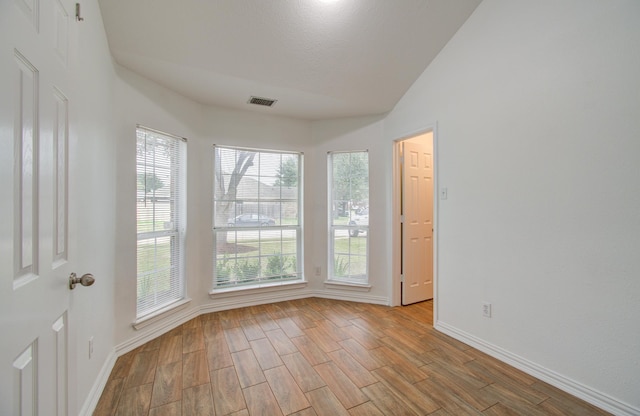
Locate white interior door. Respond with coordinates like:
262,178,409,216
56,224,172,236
1,0,80,414
401,133,434,305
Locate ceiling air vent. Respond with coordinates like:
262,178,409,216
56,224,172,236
248,96,277,107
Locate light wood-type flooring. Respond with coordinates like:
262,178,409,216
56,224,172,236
94,298,610,415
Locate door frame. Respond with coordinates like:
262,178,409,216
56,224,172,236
391,124,439,321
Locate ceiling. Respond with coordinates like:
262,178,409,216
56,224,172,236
99,0,482,120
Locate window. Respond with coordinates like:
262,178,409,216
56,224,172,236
329,151,369,283
213,145,302,289
136,126,186,318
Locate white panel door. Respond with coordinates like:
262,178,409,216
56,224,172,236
0,0,79,414
401,134,434,305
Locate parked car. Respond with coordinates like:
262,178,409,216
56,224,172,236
228,214,276,227
348,208,368,237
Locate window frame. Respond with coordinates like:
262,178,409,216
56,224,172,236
212,145,304,290
135,126,187,320
328,150,370,284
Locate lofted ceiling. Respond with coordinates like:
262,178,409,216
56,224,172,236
98,0,482,120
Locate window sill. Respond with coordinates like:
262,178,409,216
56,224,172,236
323,280,372,292
132,298,192,330
210,280,307,299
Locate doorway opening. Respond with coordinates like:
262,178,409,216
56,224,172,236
392,129,437,315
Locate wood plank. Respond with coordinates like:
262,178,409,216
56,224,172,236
241,318,267,341
372,366,440,414
150,361,182,408
339,339,382,371
371,346,428,383
291,335,330,365
275,317,305,338
414,378,482,416
290,407,318,416
316,318,351,339
232,349,267,388
305,386,350,416
266,328,298,355
211,366,246,415
158,335,183,365
255,313,280,332
361,382,418,416
182,327,205,354
202,319,222,344
327,349,378,388
314,361,368,409
149,401,181,416
348,401,385,416
281,352,326,392
125,350,159,388
243,382,284,416
250,337,284,370
110,348,139,379
205,334,234,371
225,327,251,352
182,384,214,416
343,325,380,349
264,365,310,415
425,363,499,412
304,326,342,352
93,377,125,416
116,384,153,416
182,350,209,389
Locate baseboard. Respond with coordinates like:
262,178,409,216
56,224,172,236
78,349,117,416
314,290,389,305
434,321,639,416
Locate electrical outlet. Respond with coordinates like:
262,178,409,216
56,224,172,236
314,266,321,277
89,337,94,359
482,303,492,318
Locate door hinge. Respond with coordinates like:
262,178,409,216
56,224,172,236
400,274,404,283
400,215,405,223
400,155,404,165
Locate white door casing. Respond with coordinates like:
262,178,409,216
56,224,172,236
0,0,78,414
401,133,434,305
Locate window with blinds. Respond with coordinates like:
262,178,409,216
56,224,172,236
329,151,369,283
136,126,186,318
213,145,302,289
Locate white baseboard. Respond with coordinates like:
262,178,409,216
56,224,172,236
78,349,117,416
435,321,640,416
314,289,389,305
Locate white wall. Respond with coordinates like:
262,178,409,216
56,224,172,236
385,0,640,412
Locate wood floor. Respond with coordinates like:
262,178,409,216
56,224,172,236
94,298,610,416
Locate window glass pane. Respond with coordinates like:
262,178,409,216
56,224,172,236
214,146,302,288
329,151,369,283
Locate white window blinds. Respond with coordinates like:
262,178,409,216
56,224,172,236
213,145,303,288
136,126,186,318
329,151,369,283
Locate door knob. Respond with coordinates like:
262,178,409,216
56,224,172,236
69,273,95,290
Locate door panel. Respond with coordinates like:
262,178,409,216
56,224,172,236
1,0,76,414
401,133,434,305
